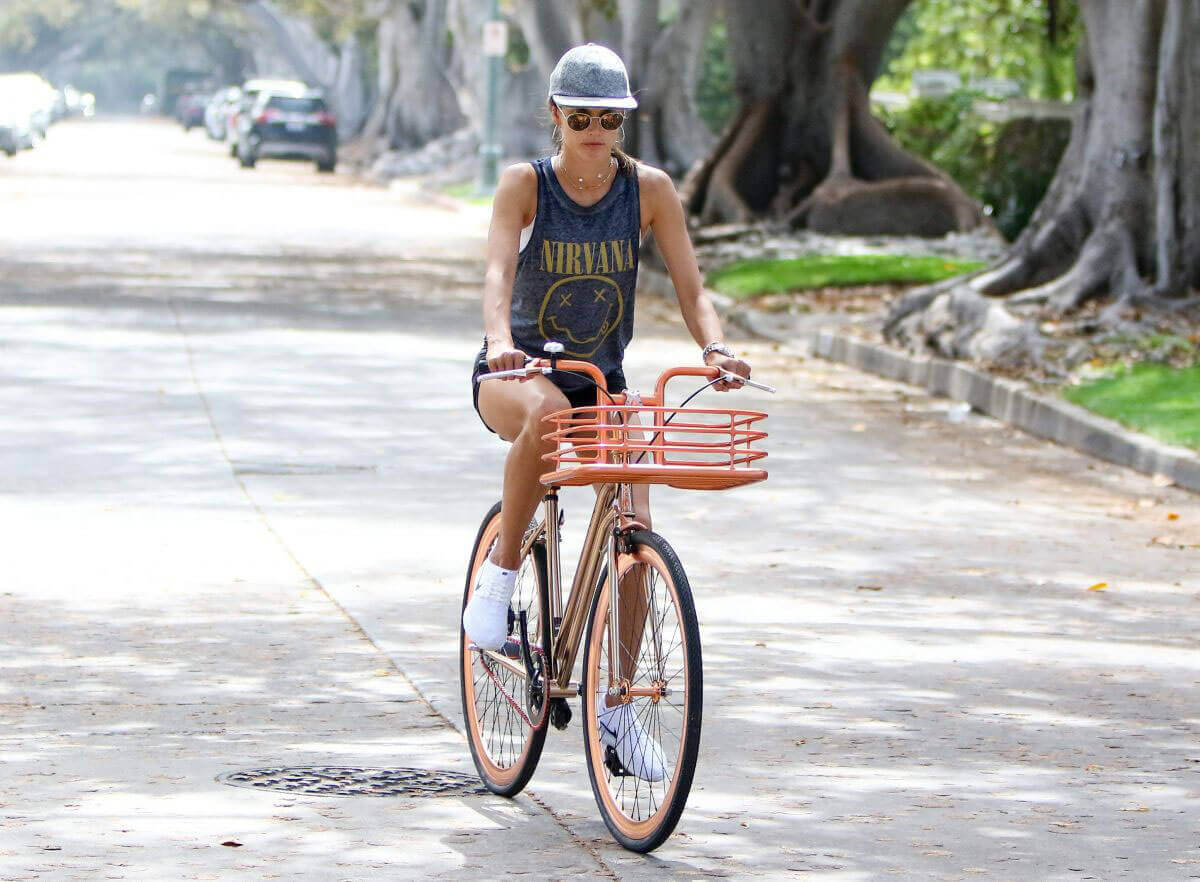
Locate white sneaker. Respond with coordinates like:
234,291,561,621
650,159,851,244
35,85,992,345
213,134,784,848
462,559,517,651
596,692,667,782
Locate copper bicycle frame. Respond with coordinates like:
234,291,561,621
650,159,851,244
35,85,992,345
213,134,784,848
477,480,625,700
474,356,639,703
474,357,766,705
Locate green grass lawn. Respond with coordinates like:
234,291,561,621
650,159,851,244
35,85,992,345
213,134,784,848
1064,362,1200,449
442,181,494,205
705,254,984,300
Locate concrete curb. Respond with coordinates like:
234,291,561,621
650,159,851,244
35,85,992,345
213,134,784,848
809,327,1200,494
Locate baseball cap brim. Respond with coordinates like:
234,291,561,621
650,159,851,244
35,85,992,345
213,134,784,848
552,93,637,110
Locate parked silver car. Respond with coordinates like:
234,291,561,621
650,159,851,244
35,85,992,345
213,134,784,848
205,87,241,141
0,72,58,151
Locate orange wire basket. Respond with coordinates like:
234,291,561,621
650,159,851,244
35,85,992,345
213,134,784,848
540,403,768,490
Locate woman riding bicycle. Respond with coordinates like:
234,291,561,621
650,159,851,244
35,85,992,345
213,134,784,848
464,44,751,777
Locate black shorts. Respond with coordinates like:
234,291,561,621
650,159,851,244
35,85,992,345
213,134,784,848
470,344,625,435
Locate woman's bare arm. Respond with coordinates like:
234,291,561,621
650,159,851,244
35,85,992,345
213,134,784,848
642,166,751,389
482,163,536,373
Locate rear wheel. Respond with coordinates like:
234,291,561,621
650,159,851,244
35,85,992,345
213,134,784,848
460,502,551,797
582,530,702,853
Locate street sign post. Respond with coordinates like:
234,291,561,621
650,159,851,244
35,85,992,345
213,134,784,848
480,8,506,193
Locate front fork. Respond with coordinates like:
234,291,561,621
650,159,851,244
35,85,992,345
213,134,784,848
606,485,637,702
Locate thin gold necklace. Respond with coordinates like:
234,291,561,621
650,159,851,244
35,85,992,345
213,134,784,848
555,155,615,191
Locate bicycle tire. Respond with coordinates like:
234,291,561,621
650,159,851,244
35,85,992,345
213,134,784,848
581,530,702,853
459,501,551,797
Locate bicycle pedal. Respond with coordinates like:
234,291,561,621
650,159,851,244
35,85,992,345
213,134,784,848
603,745,630,777
549,697,572,730
499,638,522,659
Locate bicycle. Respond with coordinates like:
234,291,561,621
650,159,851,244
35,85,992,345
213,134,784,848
461,342,771,852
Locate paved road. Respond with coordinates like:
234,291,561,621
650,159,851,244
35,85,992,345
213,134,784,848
2,118,1198,881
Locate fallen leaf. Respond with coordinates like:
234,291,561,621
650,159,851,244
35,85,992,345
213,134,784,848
857,585,883,591
1087,582,1108,591
851,423,867,432
1085,764,1103,771
221,840,243,847
1167,512,1180,521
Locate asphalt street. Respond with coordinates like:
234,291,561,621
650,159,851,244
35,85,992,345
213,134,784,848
1,117,1198,881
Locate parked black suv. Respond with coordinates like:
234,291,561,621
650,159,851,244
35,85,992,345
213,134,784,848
236,92,337,173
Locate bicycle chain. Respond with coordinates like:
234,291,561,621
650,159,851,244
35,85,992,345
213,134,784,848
478,643,549,731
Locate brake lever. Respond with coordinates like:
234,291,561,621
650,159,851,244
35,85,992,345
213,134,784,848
722,372,776,394
475,356,539,383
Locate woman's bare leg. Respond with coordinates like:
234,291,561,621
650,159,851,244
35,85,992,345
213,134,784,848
477,374,570,570
481,379,653,698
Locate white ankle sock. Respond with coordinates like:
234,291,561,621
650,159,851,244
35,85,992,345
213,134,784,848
476,558,518,601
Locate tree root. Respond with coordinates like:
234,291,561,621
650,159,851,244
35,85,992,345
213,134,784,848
972,199,1089,296
681,99,777,225
887,282,1044,369
791,174,986,236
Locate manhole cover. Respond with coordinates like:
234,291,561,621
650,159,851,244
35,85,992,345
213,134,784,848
217,766,486,798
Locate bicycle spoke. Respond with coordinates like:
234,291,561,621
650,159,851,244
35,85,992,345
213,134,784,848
593,548,692,830
463,525,548,788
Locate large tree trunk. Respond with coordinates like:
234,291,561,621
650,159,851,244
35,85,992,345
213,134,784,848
511,0,582,82
359,0,465,152
885,0,1200,367
506,0,713,172
625,0,716,176
681,0,987,235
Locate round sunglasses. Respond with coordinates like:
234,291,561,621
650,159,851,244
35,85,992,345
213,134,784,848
559,107,625,132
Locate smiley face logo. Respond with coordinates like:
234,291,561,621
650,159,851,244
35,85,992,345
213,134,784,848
538,274,624,357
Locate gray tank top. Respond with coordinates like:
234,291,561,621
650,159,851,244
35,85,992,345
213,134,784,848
510,156,640,391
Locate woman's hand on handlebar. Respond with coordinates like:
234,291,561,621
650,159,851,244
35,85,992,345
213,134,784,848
704,352,752,391
486,342,531,380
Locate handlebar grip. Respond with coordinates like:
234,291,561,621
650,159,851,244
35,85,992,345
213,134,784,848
475,365,540,382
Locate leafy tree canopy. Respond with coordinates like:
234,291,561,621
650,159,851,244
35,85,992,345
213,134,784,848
877,0,1081,101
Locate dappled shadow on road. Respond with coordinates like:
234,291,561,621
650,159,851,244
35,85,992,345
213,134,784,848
631,393,1200,878
4,235,1200,877
0,591,612,879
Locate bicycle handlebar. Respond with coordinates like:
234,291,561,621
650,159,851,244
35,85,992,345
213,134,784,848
474,357,775,396
475,357,607,388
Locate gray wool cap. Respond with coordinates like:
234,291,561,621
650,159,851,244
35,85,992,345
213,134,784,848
548,44,637,110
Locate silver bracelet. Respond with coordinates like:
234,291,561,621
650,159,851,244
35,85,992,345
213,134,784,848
702,341,734,361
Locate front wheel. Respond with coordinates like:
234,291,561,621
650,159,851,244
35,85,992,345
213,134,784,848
581,530,702,853
459,501,551,797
